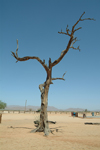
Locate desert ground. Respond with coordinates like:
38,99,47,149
0,112,100,150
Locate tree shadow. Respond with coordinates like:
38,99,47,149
8,126,33,129
8,125,65,135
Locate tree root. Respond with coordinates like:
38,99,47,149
33,120,57,135
30,125,61,136
30,125,51,136
30,126,43,133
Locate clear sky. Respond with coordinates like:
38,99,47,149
0,0,100,110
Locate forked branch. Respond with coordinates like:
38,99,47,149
51,12,95,67
11,40,49,72
52,71,67,81
11,12,95,72
70,37,80,51
72,11,95,32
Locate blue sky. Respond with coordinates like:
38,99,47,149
0,0,100,110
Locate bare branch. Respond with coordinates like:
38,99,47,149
52,71,66,81
71,37,78,46
62,71,67,78
49,58,51,68
12,13,95,70
70,45,80,51
16,39,18,57
58,31,71,37
70,37,80,51
52,78,65,81
58,25,71,37
72,12,85,31
80,18,96,21
72,12,95,33
51,37,73,67
16,60,18,63
11,39,49,72
43,59,45,63
58,24,72,37
51,12,95,67
66,24,71,32
79,11,85,20
73,27,82,32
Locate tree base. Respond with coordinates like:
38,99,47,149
30,125,51,136
30,125,60,136
33,120,56,136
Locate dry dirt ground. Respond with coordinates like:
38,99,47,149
0,113,100,150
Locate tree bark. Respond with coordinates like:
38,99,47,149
31,73,51,135
39,81,50,135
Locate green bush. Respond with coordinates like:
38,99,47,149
0,100,7,109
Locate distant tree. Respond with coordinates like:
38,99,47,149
0,100,7,109
11,12,95,136
85,109,88,112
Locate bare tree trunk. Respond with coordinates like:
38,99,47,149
31,77,51,136
39,81,50,135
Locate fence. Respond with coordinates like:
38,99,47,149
0,110,69,114
0,110,100,115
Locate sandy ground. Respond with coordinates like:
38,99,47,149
0,113,100,150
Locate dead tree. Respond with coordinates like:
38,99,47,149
11,12,95,136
